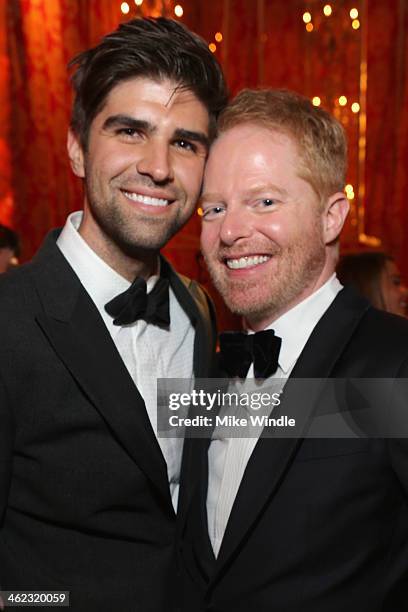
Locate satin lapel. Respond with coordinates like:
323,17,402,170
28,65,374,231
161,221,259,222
160,256,216,378
160,257,217,530
31,233,171,506
213,287,371,578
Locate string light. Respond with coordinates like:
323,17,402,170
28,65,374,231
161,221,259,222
215,32,223,43
323,4,332,17
303,12,312,24
174,4,183,17
339,95,348,106
312,96,321,106
135,0,143,5
351,102,360,113
306,23,314,32
197,207,203,217
209,43,217,53
350,8,359,19
121,2,130,14
345,184,355,200
352,19,360,30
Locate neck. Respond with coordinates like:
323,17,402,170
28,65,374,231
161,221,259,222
79,215,158,283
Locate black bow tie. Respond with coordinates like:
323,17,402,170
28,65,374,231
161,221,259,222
105,276,170,327
219,329,282,379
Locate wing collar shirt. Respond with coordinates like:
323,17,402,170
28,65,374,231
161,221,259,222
57,211,194,511
207,275,343,556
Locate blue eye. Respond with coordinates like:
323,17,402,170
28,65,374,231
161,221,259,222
202,206,225,219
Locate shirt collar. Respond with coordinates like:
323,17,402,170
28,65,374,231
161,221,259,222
56,211,160,325
255,275,342,374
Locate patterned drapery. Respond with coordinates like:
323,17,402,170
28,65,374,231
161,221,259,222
1,0,407,287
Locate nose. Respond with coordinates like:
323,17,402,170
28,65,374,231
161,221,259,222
218,206,252,246
136,139,173,184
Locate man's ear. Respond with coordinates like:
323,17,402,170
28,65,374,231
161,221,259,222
322,192,349,245
67,129,85,178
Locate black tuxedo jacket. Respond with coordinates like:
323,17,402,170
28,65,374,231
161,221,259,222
0,230,216,611
180,287,408,612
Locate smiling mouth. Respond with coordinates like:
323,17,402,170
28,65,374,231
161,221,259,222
225,255,271,270
122,190,173,207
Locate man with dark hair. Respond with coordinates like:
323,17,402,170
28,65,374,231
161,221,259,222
0,224,20,273
0,17,227,611
180,89,408,611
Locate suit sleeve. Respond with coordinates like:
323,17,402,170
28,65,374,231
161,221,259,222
0,373,13,525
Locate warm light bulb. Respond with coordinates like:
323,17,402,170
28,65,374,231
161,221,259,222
347,192,355,200
312,96,321,106
209,43,217,53
350,8,359,19
306,23,314,32
121,2,130,14
352,19,360,29
351,102,360,113
197,207,203,217
323,4,332,17
345,184,354,194
303,12,312,23
215,32,223,42
134,0,143,5
339,96,347,106
174,4,183,17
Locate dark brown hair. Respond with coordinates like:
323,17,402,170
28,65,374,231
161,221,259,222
69,17,228,148
336,251,393,309
0,224,20,257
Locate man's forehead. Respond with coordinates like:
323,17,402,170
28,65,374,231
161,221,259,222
102,76,202,109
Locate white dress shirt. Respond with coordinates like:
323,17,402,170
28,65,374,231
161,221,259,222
57,211,195,511
207,275,343,556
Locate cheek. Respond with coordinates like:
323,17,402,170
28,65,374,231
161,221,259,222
177,158,205,197
88,144,136,179
200,224,220,256
259,217,290,243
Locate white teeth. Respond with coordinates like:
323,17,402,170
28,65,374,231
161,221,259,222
123,191,169,207
226,255,270,269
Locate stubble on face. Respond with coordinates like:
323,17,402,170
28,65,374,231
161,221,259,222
204,212,326,325
83,164,187,259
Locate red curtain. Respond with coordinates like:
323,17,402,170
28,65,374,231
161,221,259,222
1,0,407,285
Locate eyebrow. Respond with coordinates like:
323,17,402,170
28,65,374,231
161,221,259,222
102,115,209,151
102,115,152,132
201,184,290,204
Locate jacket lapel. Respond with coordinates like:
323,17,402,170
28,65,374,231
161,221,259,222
160,257,218,531
31,232,172,507
213,287,371,577
160,256,216,378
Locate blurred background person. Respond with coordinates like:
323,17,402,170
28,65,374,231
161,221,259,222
0,224,20,273
337,251,407,317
